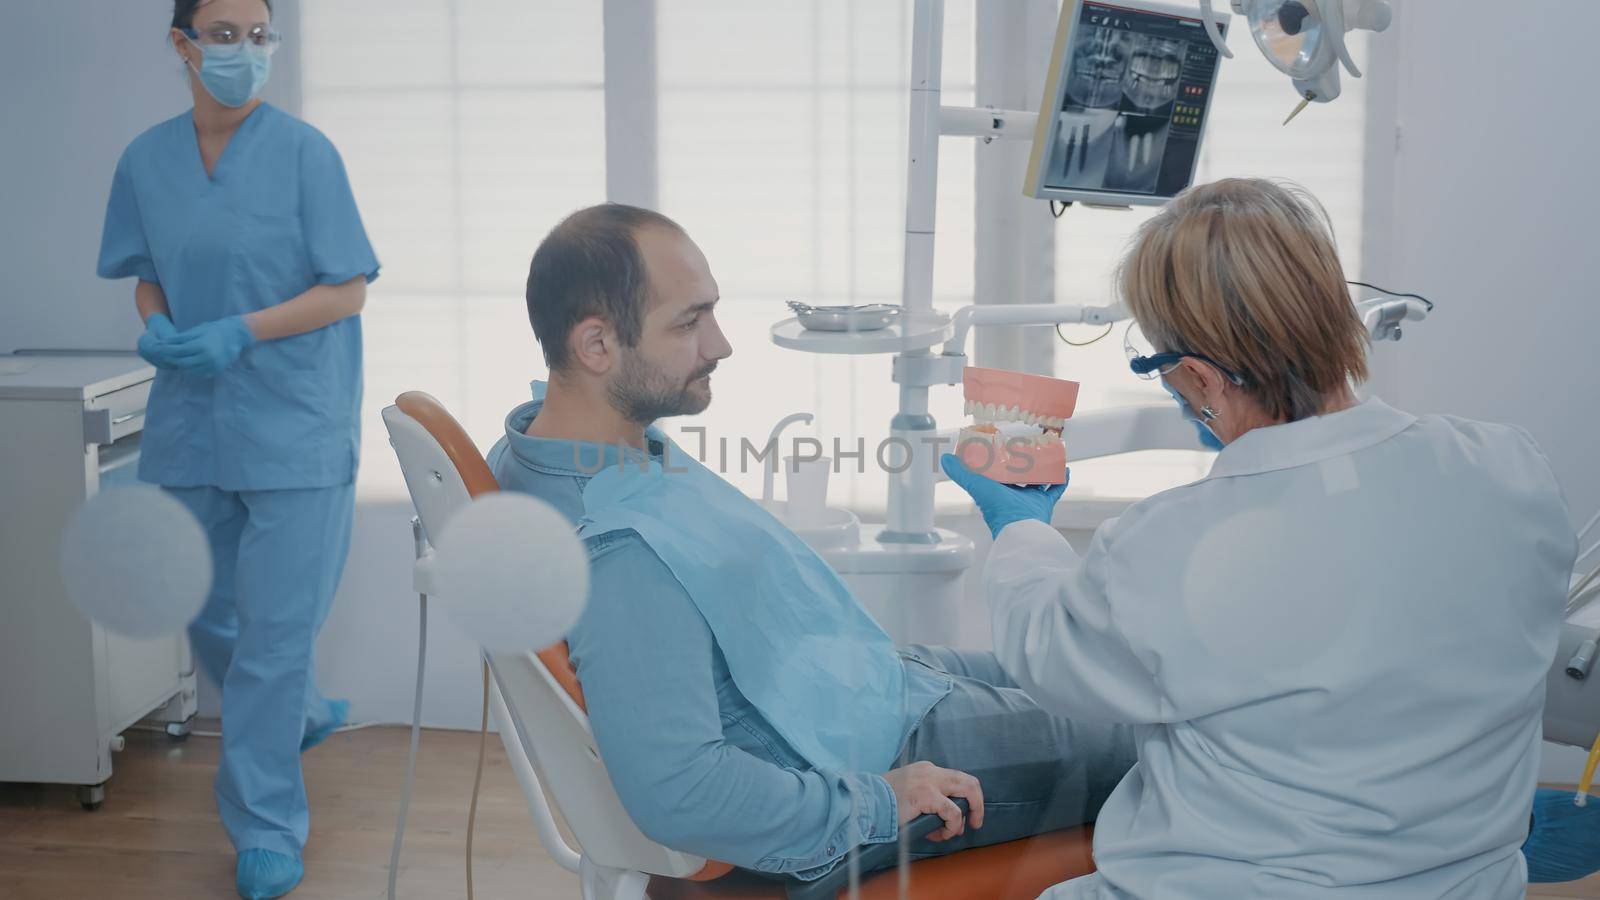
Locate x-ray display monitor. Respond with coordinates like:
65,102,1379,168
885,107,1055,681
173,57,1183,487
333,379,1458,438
1025,0,1227,206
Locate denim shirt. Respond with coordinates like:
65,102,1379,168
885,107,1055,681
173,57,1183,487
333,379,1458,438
486,395,950,878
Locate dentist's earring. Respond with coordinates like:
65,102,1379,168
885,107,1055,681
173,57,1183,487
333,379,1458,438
1199,406,1219,422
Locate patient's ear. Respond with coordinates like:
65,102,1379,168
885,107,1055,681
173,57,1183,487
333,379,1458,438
569,315,616,375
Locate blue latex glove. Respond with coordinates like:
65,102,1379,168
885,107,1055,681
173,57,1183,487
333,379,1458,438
166,315,257,377
940,454,1068,539
236,848,303,899
136,313,187,369
1523,787,1600,883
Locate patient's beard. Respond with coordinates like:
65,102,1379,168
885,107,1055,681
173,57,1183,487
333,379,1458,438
608,353,715,424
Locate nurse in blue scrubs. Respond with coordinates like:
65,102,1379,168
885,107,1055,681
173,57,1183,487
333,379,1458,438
95,1,378,897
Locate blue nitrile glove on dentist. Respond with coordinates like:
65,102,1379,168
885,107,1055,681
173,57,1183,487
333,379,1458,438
136,313,183,369
940,454,1068,539
137,313,257,377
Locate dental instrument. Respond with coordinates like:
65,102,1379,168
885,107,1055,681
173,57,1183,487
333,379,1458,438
786,301,904,333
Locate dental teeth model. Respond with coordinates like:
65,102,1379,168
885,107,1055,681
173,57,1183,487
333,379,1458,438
956,366,1080,485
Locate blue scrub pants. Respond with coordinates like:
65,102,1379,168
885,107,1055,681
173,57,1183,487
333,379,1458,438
167,482,356,858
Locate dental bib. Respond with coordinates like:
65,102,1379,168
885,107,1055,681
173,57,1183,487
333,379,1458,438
578,444,909,774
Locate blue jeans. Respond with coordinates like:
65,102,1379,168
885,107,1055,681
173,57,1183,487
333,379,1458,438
893,645,1138,861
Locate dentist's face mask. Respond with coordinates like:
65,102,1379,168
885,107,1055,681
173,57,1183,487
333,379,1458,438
1162,379,1225,451
182,27,276,108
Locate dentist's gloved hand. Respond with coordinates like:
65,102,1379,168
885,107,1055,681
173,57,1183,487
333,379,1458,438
940,454,1067,539
167,315,257,377
136,313,187,370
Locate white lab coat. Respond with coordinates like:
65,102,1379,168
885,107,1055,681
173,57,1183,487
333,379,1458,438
987,398,1575,899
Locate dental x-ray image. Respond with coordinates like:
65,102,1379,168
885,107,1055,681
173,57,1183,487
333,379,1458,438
1045,14,1195,197
1103,115,1171,193
1064,25,1133,109
1049,110,1119,190
1121,36,1186,113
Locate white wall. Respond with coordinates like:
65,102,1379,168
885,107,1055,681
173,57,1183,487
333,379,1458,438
1360,0,1600,780
0,0,300,355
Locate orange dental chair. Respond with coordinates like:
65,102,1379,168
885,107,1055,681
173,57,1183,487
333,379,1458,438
381,391,1097,899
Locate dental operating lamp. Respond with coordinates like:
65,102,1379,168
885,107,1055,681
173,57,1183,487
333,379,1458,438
1198,0,1394,122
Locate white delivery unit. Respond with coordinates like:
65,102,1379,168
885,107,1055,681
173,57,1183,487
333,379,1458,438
0,352,197,809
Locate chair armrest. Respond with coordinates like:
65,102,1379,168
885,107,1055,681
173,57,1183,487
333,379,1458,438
783,798,969,900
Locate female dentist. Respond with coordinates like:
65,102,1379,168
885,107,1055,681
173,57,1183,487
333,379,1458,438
943,179,1581,898
96,1,378,897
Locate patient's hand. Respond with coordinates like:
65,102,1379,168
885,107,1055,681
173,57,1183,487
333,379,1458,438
884,761,985,841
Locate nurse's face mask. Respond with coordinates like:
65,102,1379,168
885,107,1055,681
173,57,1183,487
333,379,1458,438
180,22,280,108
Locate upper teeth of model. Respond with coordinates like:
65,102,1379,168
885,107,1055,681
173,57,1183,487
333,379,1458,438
964,401,1066,430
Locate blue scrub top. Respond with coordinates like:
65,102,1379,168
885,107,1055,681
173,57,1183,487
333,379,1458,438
97,103,380,491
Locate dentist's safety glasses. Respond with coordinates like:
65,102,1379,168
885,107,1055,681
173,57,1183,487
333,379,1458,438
1124,322,1247,386
956,366,1080,485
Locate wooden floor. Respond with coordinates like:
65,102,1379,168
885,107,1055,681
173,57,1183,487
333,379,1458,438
0,724,577,899
1,725,1597,899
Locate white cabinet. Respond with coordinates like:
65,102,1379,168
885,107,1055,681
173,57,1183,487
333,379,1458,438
0,352,197,809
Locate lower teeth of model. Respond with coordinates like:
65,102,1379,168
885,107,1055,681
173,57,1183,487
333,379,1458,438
967,421,1061,447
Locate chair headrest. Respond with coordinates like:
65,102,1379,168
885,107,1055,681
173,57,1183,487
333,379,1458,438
392,390,588,711
395,391,500,499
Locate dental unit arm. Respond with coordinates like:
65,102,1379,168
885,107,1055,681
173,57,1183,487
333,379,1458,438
1355,295,1430,343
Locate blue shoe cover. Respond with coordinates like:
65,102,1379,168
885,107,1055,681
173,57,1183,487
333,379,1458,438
236,849,302,899
301,698,349,753
1524,788,1600,883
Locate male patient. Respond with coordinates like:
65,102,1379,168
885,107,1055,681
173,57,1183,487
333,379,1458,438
486,203,1135,880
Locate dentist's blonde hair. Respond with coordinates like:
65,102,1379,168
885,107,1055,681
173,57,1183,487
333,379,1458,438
1117,178,1369,422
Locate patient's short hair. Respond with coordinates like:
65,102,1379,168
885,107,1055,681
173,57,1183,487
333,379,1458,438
525,203,686,372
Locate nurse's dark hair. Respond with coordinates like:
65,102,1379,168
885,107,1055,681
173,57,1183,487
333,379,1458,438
525,204,686,372
172,0,273,31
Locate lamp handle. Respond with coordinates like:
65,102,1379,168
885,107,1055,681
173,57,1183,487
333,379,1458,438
1198,0,1235,58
